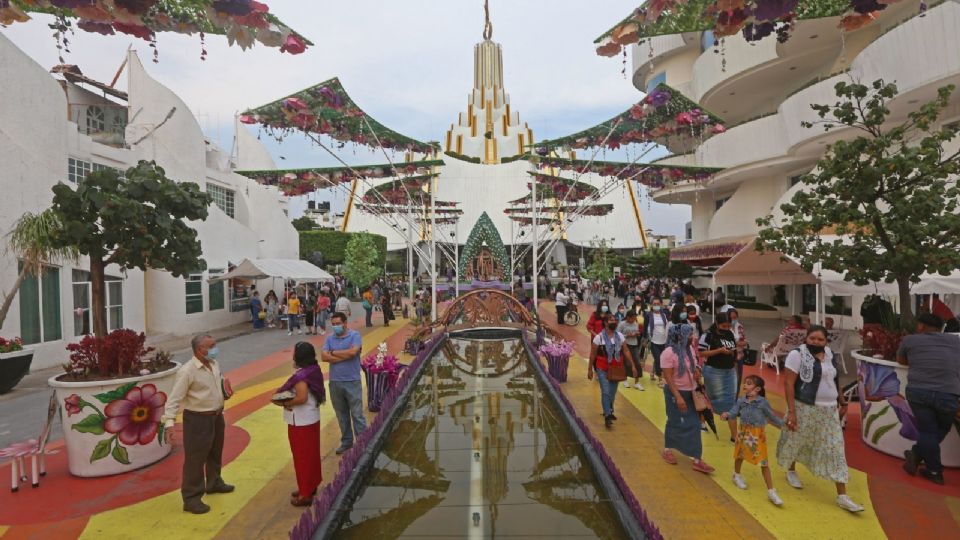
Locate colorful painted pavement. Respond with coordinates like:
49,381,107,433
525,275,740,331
1,303,958,539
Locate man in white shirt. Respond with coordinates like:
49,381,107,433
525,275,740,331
555,288,569,325
335,293,352,317
163,334,233,514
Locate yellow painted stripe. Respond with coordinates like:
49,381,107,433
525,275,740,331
0,525,8,537
79,324,409,539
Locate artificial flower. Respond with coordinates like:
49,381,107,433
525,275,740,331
612,22,640,45
226,23,255,50
742,21,775,42
73,4,112,21
113,0,156,15
238,114,257,124
280,33,306,55
751,0,798,22
78,19,115,35
644,0,679,22
850,0,887,14
0,1,30,25
212,0,253,16
714,8,749,37
595,38,622,58
49,0,95,8
103,383,166,445
644,87,672,107
839,12,877,31
112,22,153,41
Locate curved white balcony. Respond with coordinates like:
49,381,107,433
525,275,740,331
631,34,697,90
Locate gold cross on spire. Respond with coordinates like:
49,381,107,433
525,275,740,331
483,0,493,41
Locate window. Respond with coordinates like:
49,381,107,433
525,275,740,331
85,105,106,133
208,269,225,311
646,72,666,93
715,196,731,211
68,158,121,183
19,264,61,345
700,30,717,52
185,273,204,314
72,270,124,335
208,183,235,219
728,285,747,298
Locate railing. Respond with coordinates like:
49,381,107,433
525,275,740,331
69,103,127,146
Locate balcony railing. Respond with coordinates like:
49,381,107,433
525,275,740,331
70,103,127,146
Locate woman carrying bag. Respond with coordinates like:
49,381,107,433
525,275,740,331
272,342,326,507
588,313,635,428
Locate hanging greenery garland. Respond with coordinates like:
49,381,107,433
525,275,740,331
235,159,444,196
534,156,721,189
459,212,510,281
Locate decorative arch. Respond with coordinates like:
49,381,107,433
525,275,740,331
459,212,509,281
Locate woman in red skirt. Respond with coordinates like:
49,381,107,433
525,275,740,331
275,342,326,506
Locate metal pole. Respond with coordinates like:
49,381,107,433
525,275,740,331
531,175,539,309
454,222,460,298
407,207,414,301
510,218,515,284
430,174,437,322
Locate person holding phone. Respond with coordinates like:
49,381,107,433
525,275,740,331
699,312,739,442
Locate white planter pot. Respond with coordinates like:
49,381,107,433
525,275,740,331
48,363,181,477
852,350,960,467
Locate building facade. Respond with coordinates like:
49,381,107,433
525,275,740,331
0,34,297,369
635,1,960,324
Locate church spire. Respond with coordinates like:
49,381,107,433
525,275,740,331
483,0,493,41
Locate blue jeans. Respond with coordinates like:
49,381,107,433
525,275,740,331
329,380,367,447
595,368,619,417
906,387,959,474
364,307,373,327
703,365,737,416
288,314,300,329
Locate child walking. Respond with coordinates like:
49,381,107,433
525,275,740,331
721,375,785,506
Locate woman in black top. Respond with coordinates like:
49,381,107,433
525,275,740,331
699,312,739,441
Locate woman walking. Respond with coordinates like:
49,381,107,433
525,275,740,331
661,321,714,473
274,342,326,507
381,290,394,327
250,291,265,330
617,310,644,390
586,300,611,339
303,291,316,335
646,297,669,385
588,314,635,428
699,312,739,441
265,290,279,328
777,326,864,512
315,292,331,335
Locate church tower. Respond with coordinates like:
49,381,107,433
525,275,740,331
445,1,533,164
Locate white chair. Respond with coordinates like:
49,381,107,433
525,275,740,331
828,329,850,375
760,328,807,375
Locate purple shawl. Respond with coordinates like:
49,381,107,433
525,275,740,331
279,364,326,404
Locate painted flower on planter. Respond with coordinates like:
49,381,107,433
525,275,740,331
858,362,917,442
64,394,84,416
104,384,167,445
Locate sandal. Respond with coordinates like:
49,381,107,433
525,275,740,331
692,460,715,474
661,449,678,465
290,495,313,507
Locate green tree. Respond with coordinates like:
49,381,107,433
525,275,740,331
343,232,382,290
0,210,78,329
581,237,614,282
291,216,317,231
628,247,693,279
757,80,960,327
49,161,211,337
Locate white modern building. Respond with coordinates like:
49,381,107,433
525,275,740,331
630,0,960,325
0,33,297,369
345,33,649,271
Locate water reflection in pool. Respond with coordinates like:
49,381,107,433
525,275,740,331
336,336,628,539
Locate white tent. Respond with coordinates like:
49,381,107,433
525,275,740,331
820,269,960,296
713,243,819,286
208,258,334,283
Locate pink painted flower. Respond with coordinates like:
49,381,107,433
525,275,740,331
64,394,83,417
280,34,307,55
104,384,166,445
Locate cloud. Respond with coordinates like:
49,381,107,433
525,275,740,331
4,0,690,237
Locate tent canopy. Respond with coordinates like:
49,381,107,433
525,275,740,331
714,243,818,286
209,259,333,283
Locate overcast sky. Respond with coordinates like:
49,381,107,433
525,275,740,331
3,0,690,237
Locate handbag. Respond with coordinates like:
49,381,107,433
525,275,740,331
361,299,372,310
606,360,627,382
742,348,758,366
692,387,709,411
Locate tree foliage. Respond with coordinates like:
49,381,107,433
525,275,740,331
343,232,382,289
0,210,78,330
628,247,693,279
580,237,615,282
291,216,318,231
49,161,211,337
299,230,386,267
756,80,960,326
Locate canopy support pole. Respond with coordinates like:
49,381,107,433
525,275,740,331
711,275,717,318
407,204,414,301
430,174,437,323
531,174,539,309
454,222,460,299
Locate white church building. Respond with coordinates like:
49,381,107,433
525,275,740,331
0,33,297,369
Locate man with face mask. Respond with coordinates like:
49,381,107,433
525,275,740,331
322,312,367,455
163,334,233,514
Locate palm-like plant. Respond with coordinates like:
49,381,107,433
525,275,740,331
0,210,78,330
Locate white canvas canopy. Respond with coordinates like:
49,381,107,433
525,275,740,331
819,269,960,296
208,258,334,283
713,243,819,286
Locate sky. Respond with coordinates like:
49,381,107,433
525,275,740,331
2,0,690,238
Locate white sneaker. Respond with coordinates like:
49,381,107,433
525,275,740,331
786,470,803,489
732,473,747,490
836,495,864,513
768,489,783,506
635,382,645,391
623,382,631,388
287,331,292,336
298,329,303,335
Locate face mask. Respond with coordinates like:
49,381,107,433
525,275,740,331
680,312,688,321
806,344,825,355
618,308,625,313
333,324,345,336
601,306,609,313
206,346,220,360
652,305,661,311
606,322,618,331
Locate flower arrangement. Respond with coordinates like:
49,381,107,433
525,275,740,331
534,156,719,190
361,343,403,376
540,339,575,382
235,160,444,196
0,336,24,354
62,329,173,381
539,339,575,359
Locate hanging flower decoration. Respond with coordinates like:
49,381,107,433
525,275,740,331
534,84,725,152
235,159,444,196
593,0,896,49
5,0,311,57
241,77,439,155
507,216,557,226
504,204,614,216
534,156,721,190
669,239,750,262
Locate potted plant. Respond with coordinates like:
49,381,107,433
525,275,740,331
0,337,32,394
48,330,179,477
